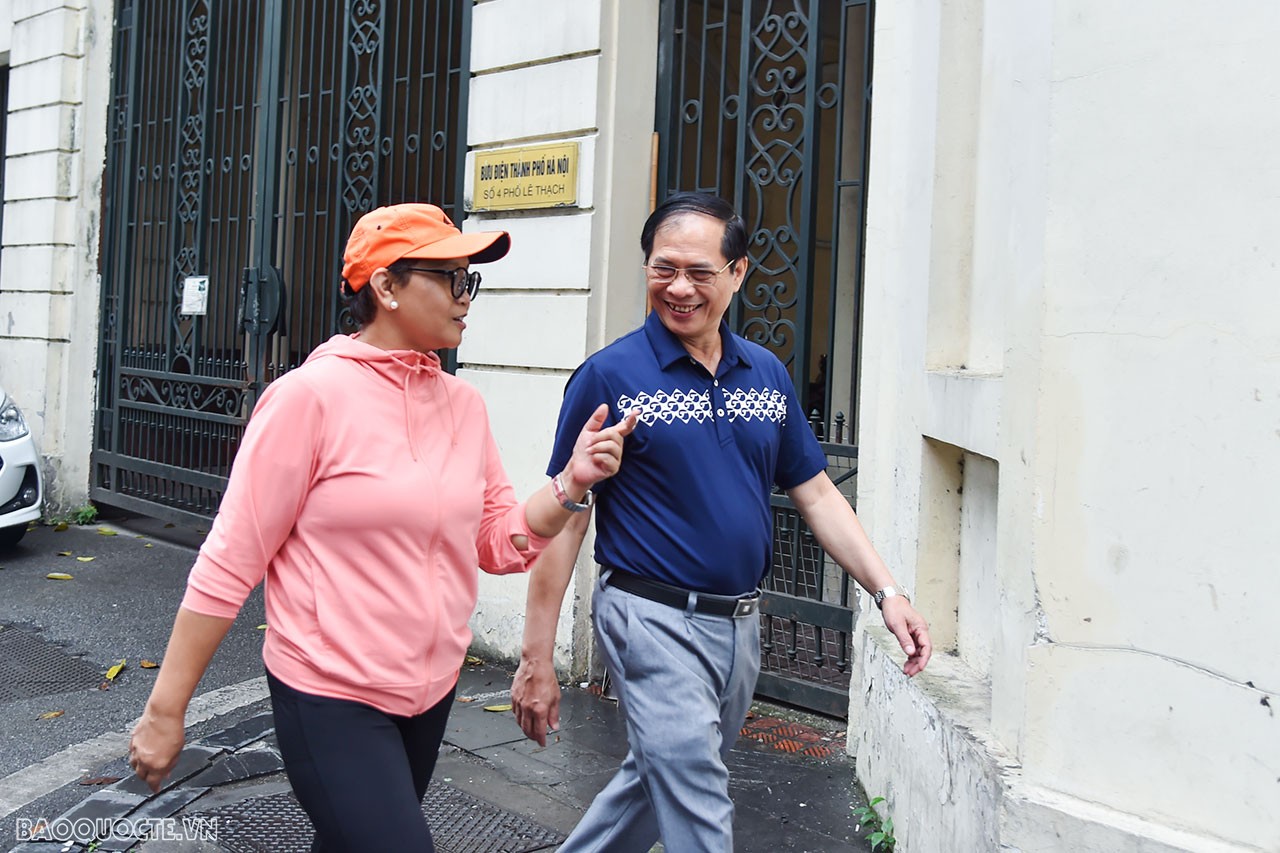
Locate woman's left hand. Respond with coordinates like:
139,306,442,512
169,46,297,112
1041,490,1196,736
562,404,639,495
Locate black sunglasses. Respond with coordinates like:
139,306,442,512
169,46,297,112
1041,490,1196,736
405,266,482,300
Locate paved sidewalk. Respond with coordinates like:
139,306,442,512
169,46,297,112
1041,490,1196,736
1,516,873,852
6,660,869,853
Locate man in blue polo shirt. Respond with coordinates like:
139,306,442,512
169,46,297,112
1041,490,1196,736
513,192,932,852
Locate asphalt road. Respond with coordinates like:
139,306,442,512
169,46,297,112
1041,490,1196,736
0,512,266,782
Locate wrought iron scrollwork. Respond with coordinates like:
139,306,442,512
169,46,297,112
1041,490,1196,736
120,374,247,417
738,2,817,370
343,0,383,214
170,0,211,368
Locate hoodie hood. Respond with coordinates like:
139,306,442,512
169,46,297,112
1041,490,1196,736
304,332,443,376
304,333,453,459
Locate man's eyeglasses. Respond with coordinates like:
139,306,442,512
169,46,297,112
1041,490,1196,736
406,267,482,300
641,258,736,287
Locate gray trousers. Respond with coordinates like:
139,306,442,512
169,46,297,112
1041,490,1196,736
558,574,761,853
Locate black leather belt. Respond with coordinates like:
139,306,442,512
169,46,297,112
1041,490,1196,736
603,568,760,618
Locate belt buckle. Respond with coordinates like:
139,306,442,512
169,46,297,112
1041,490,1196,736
732,596,759,618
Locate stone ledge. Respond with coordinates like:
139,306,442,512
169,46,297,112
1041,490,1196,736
1000,782,1265,853
850,627,1267,852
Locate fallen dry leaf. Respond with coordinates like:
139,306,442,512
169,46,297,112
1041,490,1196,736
140,660,159,669
144,543,154,548
256,624,268,630
78,776,121,786
57,551,72,557
37,710,64,720
456,696,476,703
97,527,118,536
105,659,126,681
483,703,513,713
97,681,111,690
54,522,69,532
75,556,95,563
464,655,484,666
46,572,74,581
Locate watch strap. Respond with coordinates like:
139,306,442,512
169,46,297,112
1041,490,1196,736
552,472,593,512
873,586,909,609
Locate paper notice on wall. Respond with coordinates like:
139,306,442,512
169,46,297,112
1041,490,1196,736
181,276,209,316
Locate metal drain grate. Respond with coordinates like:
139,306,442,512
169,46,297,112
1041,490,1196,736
0,625,105,701
202,784,564,853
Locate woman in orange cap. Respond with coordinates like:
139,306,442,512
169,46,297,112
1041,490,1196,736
129,204,636,852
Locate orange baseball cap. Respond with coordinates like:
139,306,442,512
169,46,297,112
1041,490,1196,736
341,203,511,291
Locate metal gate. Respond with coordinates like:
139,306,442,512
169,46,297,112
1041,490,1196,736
761,414,860,717
656,0,874,716
93,0,471,524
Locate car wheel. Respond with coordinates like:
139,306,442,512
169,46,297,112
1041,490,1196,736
0,525,28,549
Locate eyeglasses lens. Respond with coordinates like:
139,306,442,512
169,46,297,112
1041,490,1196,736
452,269,481,299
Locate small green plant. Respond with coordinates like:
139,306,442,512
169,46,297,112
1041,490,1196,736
45,503,100,529
853,795,896,852
72,504,99,525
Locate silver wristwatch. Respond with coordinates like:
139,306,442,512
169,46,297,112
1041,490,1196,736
552,472,594,512
873,586,909,610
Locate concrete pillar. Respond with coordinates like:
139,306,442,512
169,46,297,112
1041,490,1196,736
0,0,112,514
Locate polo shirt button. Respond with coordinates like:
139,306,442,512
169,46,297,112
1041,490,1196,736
717,409,725,416
713,380,720,387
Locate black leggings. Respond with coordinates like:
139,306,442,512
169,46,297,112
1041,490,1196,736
267,670,455,853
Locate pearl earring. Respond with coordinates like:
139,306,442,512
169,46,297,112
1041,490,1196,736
389,300,399,310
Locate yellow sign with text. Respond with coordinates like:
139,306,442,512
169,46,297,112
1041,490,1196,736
473,142,579,211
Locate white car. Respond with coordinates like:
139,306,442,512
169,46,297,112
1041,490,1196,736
0,385,43,548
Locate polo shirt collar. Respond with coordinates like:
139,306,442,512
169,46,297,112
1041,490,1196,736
642,309,752,373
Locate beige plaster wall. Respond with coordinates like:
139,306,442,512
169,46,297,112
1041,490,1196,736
0,0,111,515
852,0,1279,849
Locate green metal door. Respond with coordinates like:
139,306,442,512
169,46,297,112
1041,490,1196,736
93,0,471,524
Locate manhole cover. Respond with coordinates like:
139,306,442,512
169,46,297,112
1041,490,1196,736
0,625,105,702
201,784,564,853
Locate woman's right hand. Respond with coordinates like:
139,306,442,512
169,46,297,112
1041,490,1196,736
562,404,640,496
129,705,186,792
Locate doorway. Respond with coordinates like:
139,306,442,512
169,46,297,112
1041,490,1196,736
655,0,874,716
92,0,471,524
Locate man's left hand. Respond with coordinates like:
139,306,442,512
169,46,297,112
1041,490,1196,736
881,597,932,676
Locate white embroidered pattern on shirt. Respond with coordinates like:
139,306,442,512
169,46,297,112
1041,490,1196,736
618,387,787,425
618,390,712,425
723,387,788,423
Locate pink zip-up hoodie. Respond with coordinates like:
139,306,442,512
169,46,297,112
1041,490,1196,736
181,333,549,716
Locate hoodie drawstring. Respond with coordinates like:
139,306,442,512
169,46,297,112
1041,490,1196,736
402,370,418,461
302,334,460,461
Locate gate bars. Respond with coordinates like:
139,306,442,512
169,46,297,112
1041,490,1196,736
93,0,470,524
656,0,875,716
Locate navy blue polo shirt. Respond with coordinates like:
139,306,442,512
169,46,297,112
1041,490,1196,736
546,311,827,595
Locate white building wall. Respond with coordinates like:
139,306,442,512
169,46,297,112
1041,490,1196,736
0,0,111,514
460,0,659,668
852,1,1280,851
